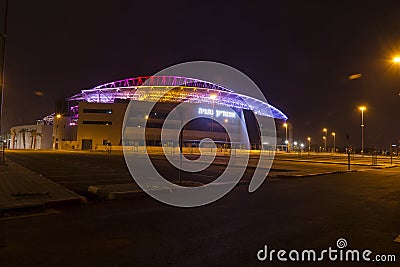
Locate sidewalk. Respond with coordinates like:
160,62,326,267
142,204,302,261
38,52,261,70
0,159,86,213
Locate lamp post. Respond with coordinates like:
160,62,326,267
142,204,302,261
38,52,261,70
390,144,396,165
0,0,8,165
358,106,366,155
224,118,228,152
210,94,217,134
283,122,289,152
331,132,336,153
322,128,327,152
209,94,217,152
307,137,311,156
54,113,62,149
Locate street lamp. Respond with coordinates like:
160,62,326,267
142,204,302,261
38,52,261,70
283,122,289,152
331,132,336,153
210,93,217,102
390,144,396,165
54,114,62,149
393,56,400,63
358,106,366,155
322,128,327,152
209,94,217,136
224,118,228,151
307,137,311,155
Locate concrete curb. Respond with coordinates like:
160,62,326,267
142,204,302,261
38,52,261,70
44,196,87,208
275,169,357,178
0,202,44,212
88,185,145,200
108,191,146,200
88,180,248,200
274,158,390,167
0,196,87,214
370,165,398,169
0,158,87,213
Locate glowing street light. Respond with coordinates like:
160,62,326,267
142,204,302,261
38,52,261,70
322,128,327,152
358,106,366,155
54,114,62,149
210,94,217,135
331,132,336,153
393,56,400,63
390,144,397,165
223,118,229,151
283,122,289,152
307,137,311,155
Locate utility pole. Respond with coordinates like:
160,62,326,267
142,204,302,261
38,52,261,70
0,0,8,164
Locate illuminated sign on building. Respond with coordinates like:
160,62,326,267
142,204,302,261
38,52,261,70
198,108,236,118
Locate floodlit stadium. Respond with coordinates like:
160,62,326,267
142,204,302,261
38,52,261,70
12,76,288,150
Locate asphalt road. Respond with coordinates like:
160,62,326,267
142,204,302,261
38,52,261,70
1,151,400,266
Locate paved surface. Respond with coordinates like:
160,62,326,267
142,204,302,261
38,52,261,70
4,150,381,202
5,150,132,197
0,159,85,213
0,168,399,266
274,151,400,166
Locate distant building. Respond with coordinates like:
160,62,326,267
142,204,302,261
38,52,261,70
10,124,52,149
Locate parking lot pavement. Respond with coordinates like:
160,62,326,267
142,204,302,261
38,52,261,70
3,150,387,202
0,159,86,214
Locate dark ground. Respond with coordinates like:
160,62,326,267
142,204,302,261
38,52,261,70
1,151,399,266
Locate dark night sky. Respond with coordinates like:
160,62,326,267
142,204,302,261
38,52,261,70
3,0,400,149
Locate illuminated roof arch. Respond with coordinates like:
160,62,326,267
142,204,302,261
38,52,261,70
67,76,288,120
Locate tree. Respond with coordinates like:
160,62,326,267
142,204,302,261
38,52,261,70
29,129,35,149
11,129,16,149
30,129,42,149
19,128,28,149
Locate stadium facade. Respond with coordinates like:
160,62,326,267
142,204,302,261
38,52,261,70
10,76,288,150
